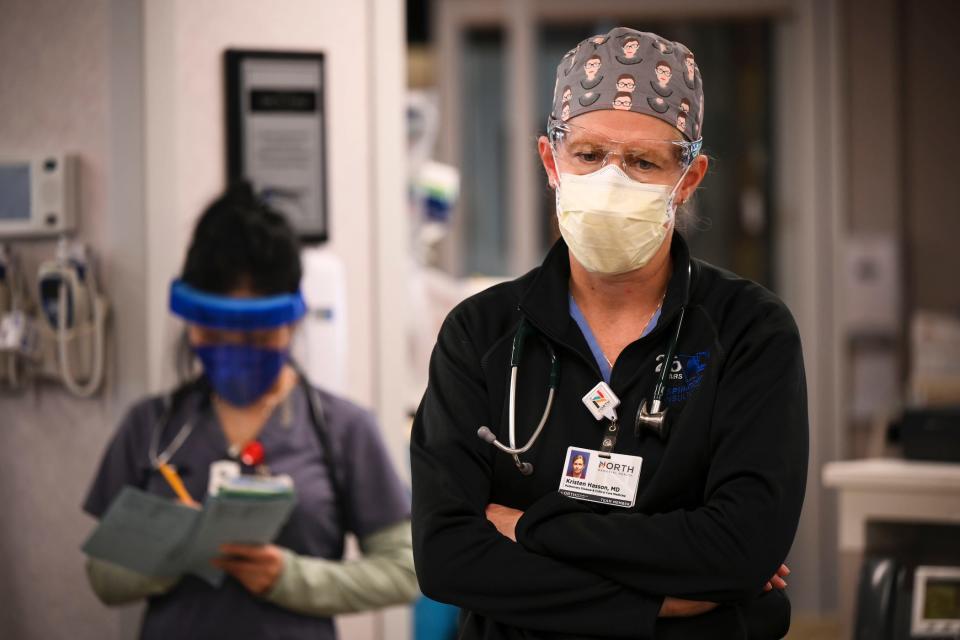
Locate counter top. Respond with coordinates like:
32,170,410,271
823,458,960,493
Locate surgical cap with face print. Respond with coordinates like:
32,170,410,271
551,27,704,141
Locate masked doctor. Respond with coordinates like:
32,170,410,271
411,27,807,639
83,183,418,640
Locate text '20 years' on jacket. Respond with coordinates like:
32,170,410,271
411,232,808,640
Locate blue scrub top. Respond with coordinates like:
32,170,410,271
569,294,661,383
84,381,411,640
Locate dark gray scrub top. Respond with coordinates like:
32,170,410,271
83,382,411,640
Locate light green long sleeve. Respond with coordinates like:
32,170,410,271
264,519,419,616
85,558,179,606
85,520,418,614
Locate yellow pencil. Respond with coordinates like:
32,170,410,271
158,463,199,507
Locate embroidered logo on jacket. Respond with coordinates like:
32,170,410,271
654,351,710,405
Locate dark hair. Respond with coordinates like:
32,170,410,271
180,181,302,296
616,74,635,83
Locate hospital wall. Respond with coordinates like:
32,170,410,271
0,1,409,639
840,0,960,459
833,0,960,628
0,1,140,638
844,0,960,313
894,0,960,313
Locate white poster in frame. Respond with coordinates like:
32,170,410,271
225,49,328,243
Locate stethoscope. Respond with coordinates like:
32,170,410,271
477,262,690,476
148,364,349,521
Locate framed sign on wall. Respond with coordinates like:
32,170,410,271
225,49,328,243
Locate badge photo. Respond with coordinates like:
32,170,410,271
557,446,643,508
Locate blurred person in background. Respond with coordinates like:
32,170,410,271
411,26,805,639
83,183,418,640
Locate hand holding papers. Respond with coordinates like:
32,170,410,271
82,473,296,586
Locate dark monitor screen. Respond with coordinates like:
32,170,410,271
0,164,31,221
249,89,317,113
925,579,960,620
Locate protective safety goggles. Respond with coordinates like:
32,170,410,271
548,121,702,183
169,280,306,332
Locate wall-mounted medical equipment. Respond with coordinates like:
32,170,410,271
35,238,108,397
225,50,328,243
290,247,346,395
0,154,76,237
412,161,459,264
0,151,110,397
0,243,39,388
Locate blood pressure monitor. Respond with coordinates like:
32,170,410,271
0,154,76,237
912,566,960,637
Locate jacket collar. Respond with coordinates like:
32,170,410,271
518,230,693,344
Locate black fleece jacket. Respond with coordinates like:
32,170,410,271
411,232,808,639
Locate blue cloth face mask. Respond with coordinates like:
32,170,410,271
194,344,288,407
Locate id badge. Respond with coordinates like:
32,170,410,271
558,446,643,508
208,460,241,496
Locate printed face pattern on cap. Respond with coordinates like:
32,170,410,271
551,27,704,141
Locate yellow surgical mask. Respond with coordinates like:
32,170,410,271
555,164,684,274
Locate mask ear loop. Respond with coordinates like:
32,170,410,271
546,129,562,190
668,138,702,214
666,160,694,218
548,142,564,217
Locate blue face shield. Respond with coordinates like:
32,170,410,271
169,280,307,406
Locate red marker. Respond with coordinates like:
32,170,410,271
240,441,265,467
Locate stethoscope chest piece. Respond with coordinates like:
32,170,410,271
634,399,669,440
633,297,688,442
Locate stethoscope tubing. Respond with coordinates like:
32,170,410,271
486,366,555,457
477,323,558,474
648,305,685,413
478,260,689,474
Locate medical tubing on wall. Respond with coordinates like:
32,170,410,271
55,278,106,397
1,247,34,389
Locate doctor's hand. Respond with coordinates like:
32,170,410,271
659,597,718,617
763,563,790,592
213,543,285,595
485,503,523,542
